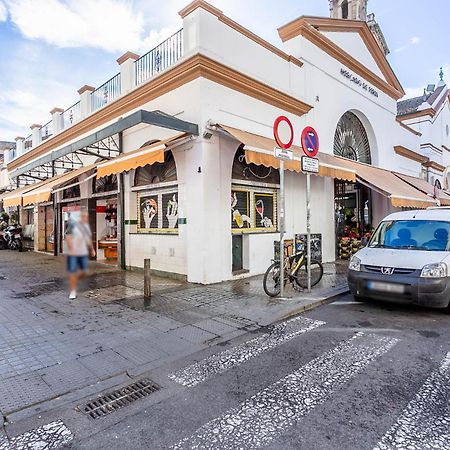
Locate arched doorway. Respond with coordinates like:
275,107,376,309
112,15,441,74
333,111,373,259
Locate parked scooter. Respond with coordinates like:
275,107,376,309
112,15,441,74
0,213,10,250
3,224,23,252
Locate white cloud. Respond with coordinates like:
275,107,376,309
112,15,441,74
0,1,7,21
3,0,178,53
394,36,422,53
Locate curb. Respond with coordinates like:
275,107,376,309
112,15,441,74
277,286,350,323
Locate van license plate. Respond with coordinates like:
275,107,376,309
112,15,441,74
367,281,405,294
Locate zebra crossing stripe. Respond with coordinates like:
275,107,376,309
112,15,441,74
0,420,73,450
168,316,325,387
374,352,450,450
171,332,398,449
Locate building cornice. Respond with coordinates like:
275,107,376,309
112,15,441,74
423,160,445,172
397,108,436,121
396,118,422,136
179,0,303,67
277,17,405,99
421,142,443,153
394,145,428,164
8,53,313,171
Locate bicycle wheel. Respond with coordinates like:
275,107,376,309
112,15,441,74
263,262,282,297
294,259,324,289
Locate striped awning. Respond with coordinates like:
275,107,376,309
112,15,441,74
219,124,357,181
21,165,95,206
96,133,188,179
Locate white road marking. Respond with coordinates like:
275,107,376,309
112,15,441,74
0,420,73,450
168,316,325,387
374,352,450,450
171,332,398,449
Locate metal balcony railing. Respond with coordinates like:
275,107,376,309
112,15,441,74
91,73,121,113
41,120,53,141
62,102,81,129
135,29,183,86
24,135,33,150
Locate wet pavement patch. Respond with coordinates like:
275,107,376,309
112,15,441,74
418,330,440,338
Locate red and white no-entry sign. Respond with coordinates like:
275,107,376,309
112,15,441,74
273,116,294,150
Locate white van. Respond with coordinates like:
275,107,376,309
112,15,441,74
348,208,450,311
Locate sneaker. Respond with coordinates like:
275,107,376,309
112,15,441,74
69,290,77,300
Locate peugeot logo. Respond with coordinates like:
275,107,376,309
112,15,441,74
381,267,395,275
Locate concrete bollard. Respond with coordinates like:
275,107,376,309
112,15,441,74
144,259,151,300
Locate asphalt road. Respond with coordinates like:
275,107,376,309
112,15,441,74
4,293,450,449
34,293,445,450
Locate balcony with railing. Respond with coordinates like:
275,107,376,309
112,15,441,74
24,135,33,151
91,73,121,113
135,29,183,86
12,29,184,160
41,120,53,142
62,102,81,129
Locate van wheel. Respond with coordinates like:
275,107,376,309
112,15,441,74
444,302,450,314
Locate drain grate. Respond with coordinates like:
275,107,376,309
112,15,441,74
79,378,160,419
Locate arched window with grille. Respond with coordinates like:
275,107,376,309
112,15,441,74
334,111,371,164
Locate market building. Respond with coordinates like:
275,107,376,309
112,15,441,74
1,0,450,284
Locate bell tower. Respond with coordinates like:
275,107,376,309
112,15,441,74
329,0,368,20
328,0,390,55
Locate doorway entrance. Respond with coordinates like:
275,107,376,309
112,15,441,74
335,180,372,259
232,235,243,273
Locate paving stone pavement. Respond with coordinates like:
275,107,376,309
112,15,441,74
0,250,347,419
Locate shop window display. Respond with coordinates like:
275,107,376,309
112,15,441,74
137,190,178,233
231,187,277,233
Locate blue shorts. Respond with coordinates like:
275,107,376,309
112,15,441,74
67,255,89,273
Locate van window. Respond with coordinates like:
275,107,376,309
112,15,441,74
368,220,450,251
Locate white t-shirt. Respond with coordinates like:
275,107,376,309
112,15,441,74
66,221,92,256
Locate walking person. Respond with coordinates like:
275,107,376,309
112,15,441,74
66,209,96,300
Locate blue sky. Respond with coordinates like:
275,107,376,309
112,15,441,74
0,0,448,141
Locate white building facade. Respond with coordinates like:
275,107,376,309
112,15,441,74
1,0,450,284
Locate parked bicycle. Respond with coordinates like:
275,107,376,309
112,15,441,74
263,241,323,297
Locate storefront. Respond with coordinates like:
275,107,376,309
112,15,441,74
2,1,450,284
93,175,118,263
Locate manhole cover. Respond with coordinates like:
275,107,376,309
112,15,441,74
79,379,160,419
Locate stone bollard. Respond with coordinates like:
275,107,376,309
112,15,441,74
144,259,151,300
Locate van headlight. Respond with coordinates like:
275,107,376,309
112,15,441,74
420,262,448,278
349,256,361,272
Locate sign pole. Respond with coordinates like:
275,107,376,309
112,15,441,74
306,172,312,293
279,159,285,298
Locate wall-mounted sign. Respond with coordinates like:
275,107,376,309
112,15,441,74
340,68,379,98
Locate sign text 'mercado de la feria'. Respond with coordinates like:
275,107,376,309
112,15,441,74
340,68,379,98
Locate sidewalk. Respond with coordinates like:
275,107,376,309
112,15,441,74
0,250,348,425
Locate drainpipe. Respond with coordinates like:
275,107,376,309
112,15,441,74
117,132,126,270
